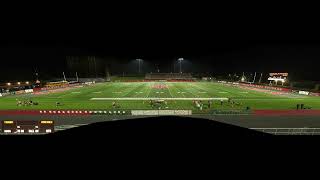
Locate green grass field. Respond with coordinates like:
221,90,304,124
1,82,320,112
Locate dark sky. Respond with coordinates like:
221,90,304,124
1,43,320,81
1,5,320,81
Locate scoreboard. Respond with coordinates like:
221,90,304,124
1,120,54,134
268,72,288,85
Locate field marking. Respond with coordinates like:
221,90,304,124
91,97,229,101
183,84,200,98
234,98,305,101
167,84,174,98
145,82,153,98
218,92,228,93
189,83,216,97
120,83,144,97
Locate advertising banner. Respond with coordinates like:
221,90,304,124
240,83,291,92
131,110,192,116
299,91,310,95
15,90,26,95
25,89,34,93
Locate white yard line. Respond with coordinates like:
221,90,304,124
91,97,229,101
119,84,141,97
167,84,174,98
233,98,305,100
184,85,201,98
189,83,216,96
145,82,153,98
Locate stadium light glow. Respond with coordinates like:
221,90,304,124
241,77,245,82
136,59,143,73
178,58,184,73
26,81,29,85
17,82,21,85
7,83,11,86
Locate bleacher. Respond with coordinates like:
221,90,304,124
145,73,193,80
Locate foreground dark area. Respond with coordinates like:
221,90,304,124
51,116,269,137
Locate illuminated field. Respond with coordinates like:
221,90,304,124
0,82,319,111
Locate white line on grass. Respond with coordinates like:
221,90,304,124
145,82,154,98
234,98,305,101
167,84,174,98
91,97,229,101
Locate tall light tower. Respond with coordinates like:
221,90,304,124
136,59,143,73
178,58,184,73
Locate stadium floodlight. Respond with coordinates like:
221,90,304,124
17,82,21,85
7,83,11,86
136,59,143,73
26,81,29,85
178,58,184,73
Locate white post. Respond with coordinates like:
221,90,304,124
138,60,141,73
178,58,183,73
253,72,257,83
63,72,67,82
76,72,79,82
259,73,263,83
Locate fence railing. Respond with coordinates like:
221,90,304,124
252,128,320,135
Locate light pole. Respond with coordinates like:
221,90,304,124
178,58,184,73
136,59,143,73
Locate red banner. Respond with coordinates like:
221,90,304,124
239,83,291,92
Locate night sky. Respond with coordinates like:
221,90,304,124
1,6,320,82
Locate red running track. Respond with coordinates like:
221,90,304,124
0,110,91,116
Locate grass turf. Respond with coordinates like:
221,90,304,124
0,82,319,111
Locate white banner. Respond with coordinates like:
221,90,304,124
142,110,159,115
131,110,192,116
299,91,310,95
158,110,175,115
25,89,34,93
174,110,192,115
